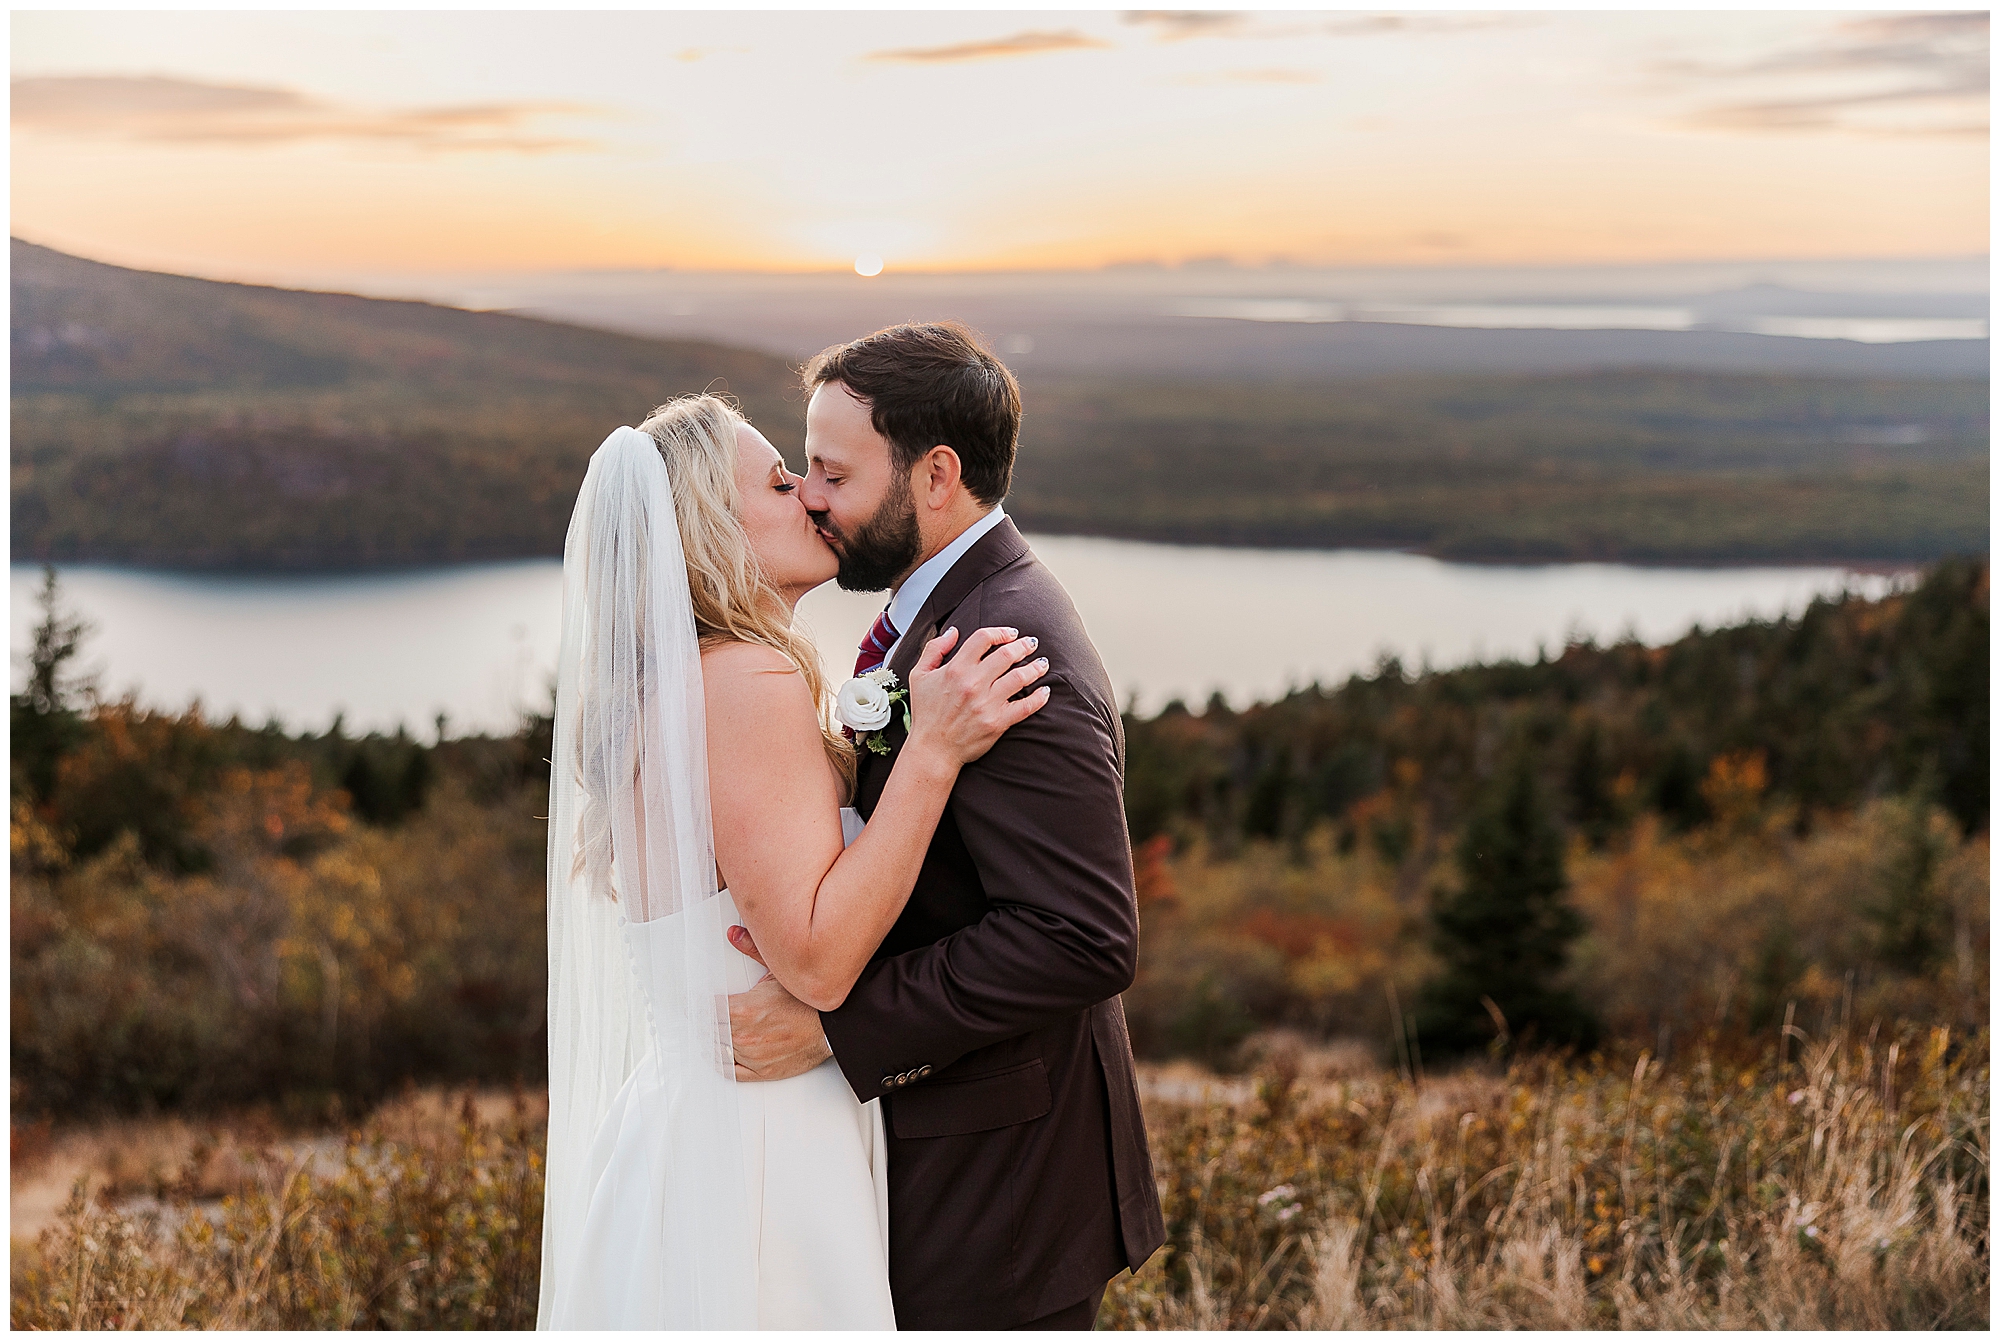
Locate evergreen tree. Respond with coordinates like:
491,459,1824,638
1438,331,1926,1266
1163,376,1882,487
1865,795,1953,975
1907,556,1988,835
1415,748,1598,1057
10,566,93,803
336,730,434,826
1567,720,1617,848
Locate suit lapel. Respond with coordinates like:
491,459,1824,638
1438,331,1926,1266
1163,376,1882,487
885,518,1031,688
858,519,1032,802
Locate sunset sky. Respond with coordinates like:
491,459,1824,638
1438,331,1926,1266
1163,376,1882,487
10,8,1989,285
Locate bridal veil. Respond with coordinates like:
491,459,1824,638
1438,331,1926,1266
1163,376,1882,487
539,426,756,1327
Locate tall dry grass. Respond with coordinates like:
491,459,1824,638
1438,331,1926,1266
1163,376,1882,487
1106,1026,1988,1329
13,1031,1985,1329
10,1089,543,1329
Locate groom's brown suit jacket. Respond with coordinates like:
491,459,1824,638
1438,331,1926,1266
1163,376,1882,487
821,518,1166,1328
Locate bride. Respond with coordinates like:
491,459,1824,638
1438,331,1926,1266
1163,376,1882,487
538,395,1049,1328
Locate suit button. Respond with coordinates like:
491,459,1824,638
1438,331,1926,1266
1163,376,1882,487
916,1065,932,1078
880,1076,896,1090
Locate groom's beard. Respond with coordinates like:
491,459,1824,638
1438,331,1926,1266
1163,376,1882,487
821,484,922,593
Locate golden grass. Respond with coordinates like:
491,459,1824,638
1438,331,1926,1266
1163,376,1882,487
8,1087,547,1245
11,1088,544,1329
11,1034,1986,1329
1106,1027,1988,1329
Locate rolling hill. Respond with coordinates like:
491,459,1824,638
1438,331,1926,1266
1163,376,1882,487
1008,370,1988,563
12,239,805,568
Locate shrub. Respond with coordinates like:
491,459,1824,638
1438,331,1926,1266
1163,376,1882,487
11,768,545,1116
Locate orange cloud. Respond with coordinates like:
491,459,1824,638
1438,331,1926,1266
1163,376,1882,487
1665,12,1988,138
11,74,600,153
866,29,1112,63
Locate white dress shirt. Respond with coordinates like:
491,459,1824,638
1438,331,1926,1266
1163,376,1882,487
882,504,1007,664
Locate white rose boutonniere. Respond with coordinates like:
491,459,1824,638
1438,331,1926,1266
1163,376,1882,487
836,667,909,754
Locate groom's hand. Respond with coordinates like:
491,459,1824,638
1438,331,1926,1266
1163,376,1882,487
729,976,833,1082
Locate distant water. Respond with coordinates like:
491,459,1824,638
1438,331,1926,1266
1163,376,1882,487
1168,299,1987,343
10,543,1903,736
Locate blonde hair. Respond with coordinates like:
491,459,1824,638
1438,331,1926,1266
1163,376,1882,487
639,394,857,792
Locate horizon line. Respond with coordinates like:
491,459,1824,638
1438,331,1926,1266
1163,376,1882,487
13,235,1992,292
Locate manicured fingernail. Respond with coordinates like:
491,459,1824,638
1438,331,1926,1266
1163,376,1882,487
1024,636,1038,649
1006,628,1018,638
1036,658,1049,670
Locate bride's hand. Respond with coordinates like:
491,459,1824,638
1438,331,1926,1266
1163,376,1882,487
726,924,769,971
903,625,1051,766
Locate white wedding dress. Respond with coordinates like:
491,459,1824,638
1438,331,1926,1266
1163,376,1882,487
542,426,894,1329
552,809,896,1330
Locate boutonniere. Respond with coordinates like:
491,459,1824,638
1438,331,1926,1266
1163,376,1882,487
835,667,912,755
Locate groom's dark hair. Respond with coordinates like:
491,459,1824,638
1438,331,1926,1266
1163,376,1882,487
802,321,1021,506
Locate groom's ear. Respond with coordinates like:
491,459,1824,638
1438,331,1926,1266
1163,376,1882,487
917,445,963,511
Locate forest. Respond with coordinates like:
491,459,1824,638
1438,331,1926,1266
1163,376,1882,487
13,238,1988,569
11,557,1985,1116
1012,370,1987,562
1115,554,1987,1064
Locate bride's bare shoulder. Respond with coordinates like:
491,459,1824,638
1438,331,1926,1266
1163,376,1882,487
700,641,815,723
701,639,797,676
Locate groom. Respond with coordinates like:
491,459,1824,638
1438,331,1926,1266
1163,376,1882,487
728,321,1165,1329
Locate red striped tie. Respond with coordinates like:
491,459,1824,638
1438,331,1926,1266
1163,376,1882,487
845,610,900,741
854,609,899,678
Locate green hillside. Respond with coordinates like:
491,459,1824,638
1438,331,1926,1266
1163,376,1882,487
11,239,805,568
9,240,1988,568
1010,371,1988,563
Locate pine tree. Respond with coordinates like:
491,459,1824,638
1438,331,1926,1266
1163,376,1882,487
10,566,93,804
1908,556,1988,835
22,564,91,716
1865,795,1953,976
1567,720,1617,848
1415,748,1598,1057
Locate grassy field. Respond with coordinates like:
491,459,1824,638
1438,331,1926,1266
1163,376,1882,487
12,240,1988,568
1107,1031,1987,1329
11,1031,1987,1329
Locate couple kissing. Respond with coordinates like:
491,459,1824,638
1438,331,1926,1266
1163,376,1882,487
540,321,1165,1330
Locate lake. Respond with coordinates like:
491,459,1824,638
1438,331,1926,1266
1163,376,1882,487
9,540,1902,736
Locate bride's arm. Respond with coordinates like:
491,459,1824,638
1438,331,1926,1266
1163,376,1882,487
705,628,1047,1012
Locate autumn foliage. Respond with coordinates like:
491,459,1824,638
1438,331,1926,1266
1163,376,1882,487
9,560,1987,1115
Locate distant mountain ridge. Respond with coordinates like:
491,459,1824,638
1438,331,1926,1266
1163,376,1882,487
11,239,805,569
11,239,800,410
476,265,1988,381
9,241,1988,570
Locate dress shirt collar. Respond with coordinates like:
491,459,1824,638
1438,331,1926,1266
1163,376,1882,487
884,503,1007,656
